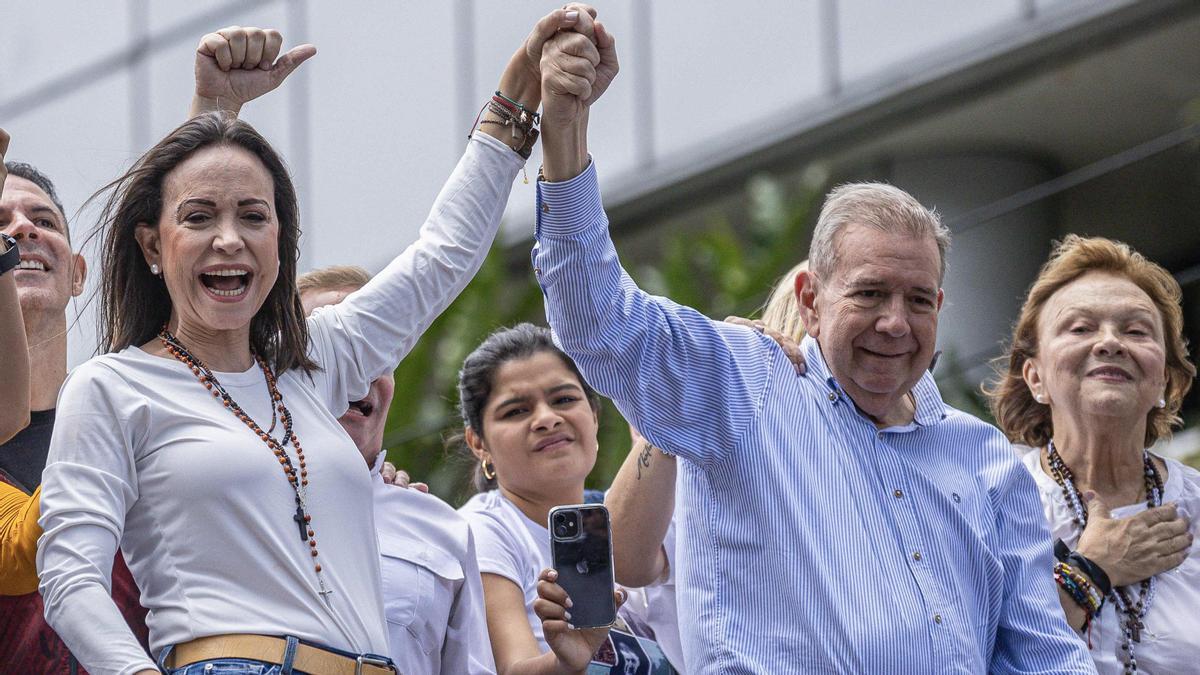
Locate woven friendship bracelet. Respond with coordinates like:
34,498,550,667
1054,561,1105,617
467,93,541,160
493,90,541,124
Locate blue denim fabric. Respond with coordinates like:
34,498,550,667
156,634,393,675
166,658,288,675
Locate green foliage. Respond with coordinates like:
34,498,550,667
929,347,995,423
1184,450,1200,471
381,173,820,505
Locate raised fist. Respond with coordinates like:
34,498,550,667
192,26,316,116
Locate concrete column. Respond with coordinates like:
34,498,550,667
887,154,1055,405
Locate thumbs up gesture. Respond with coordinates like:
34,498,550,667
190,27,317,117
1076,491,1193,587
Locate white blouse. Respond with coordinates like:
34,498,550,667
1020,448,1200,674
36,133,524,675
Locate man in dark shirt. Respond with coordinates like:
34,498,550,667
0,158,149,674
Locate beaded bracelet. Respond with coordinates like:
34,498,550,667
467,93,541,161
486,97,540,159
1065,551,1113,596
1054,561,1105,618
493,90,541,124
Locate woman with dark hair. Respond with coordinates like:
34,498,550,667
36,11,589,674
455,323,677,675
988,234,1198,674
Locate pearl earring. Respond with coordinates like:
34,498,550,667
150,263,160,275
1158,398,1167,409
1035,394,1045,404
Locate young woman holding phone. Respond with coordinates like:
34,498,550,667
455,323,676,675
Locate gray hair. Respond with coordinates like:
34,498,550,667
808,182,950,284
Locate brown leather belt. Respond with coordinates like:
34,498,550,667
166,634,396,674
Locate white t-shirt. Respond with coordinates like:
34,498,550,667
1020,448,1200,674
460,489,677,674
36,133,524,675
370,453,494,674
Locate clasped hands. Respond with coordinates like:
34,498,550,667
515,4,619,183
534,4,619,130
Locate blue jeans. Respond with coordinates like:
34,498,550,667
156,635,393,675
164,659,291,675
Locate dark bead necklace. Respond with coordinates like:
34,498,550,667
158,327,332,599
1046,439,1162,674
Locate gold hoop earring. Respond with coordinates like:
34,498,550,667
481,458,496,481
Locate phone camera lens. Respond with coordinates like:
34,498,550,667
552,510,581,539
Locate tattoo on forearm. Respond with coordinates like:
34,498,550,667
636,442,653,480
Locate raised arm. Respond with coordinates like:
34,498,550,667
538,4,615,182
0,129,32,443
534,25,777,466
605,427,673,587
306,9,586,411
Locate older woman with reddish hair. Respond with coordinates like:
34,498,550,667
989,234,1198,674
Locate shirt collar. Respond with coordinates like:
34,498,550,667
799,335,947,428
369,448,389,478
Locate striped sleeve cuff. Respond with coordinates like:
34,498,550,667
535,158,606,237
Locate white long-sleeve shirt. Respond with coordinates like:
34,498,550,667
36,133,523,675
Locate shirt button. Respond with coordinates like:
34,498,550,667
893,489,904,499
912,551,923,561
933,614,943,624
952,492,961,503
534,267,542,276
827,392,837,402
541,203,551,213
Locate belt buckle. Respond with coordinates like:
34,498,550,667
355,654,393,674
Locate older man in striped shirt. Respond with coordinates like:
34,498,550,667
529,21,1096,674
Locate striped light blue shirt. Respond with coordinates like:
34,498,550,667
531,161,1097,674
